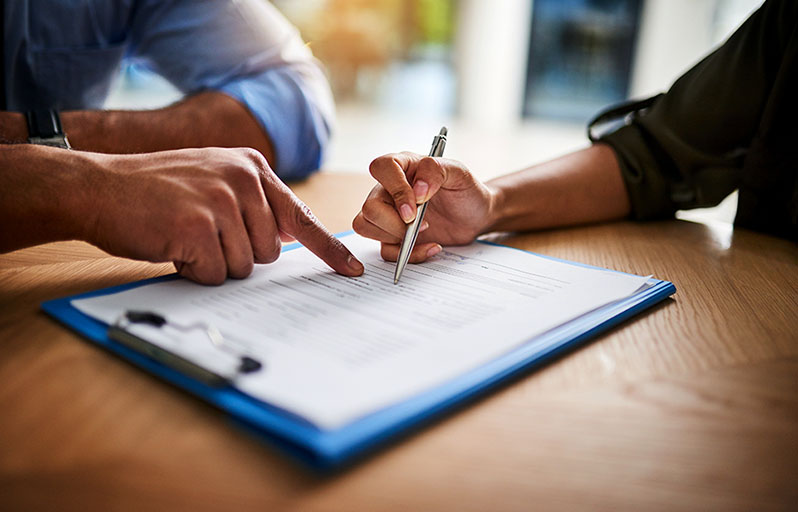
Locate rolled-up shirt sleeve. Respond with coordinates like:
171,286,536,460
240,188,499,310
598,0,791,220
217,63,332,180
128,0,334,179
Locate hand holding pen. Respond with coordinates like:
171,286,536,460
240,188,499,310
352,131,498,271
393,127,448,283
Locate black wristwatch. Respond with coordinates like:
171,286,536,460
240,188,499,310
26,109,71,149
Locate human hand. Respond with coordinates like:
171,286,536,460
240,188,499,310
352,152,497,263
82,147,363,284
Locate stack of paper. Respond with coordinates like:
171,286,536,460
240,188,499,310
73,235,650,430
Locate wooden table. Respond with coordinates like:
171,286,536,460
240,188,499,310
1,172,796,511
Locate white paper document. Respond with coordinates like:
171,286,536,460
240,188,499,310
73,235,648,429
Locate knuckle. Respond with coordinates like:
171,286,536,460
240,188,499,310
390,188,411,205
365,184,388,203
290,201,319,232
419,156,446,181
368,183,384,197
208,185,237,210
261,239,281,264
162,236,186,264
190,261,226,286
234,148,271,176
255,233,281,265
368,155,390,177
410,247,430,263
352,213,367,234
207,270,227,286
397,151,417,161
177,211,215,236
229,260,254,280
230,165,261,191
360,199,381,222
380,244,396,262
238,147,266,164
369,153,407,178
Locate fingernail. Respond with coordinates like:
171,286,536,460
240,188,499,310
420,221,430,232
347,255,364,274
413,180,429,203
399,203,414,223
427,244,442,257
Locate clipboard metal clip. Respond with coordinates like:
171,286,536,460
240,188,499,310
108,310,262,387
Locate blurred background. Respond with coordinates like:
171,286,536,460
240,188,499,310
106,0,763,221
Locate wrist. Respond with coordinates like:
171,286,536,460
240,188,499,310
0,112,28,143
0,145,105,248
483,181,510,234
66,151,115,244
33,147,110,243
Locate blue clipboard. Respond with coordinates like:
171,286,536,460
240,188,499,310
41,234,676,470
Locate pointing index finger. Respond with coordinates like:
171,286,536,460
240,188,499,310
263,177,364,277
290,200,364,276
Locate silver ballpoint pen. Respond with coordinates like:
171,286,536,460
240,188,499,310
393,126,447,284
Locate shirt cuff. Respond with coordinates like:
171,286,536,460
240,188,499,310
218,66,332,180
599,125,679,221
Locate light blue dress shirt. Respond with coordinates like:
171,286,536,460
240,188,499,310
2,0,335,179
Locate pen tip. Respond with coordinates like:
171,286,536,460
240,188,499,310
439,126,448,136
393,278,399,285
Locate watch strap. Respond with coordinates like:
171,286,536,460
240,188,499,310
26,109,65,139
25,109,71,149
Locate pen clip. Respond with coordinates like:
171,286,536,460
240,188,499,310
429,127,447,157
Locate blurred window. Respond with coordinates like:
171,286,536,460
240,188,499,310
523,0,642,122
274,0,457,116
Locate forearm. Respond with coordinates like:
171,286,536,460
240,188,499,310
0,91,275,164
0,145,99,252
486,143,631,233
0,144,363,281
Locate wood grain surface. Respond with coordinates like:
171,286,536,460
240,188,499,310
1,172,796,512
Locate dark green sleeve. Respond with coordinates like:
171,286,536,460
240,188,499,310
600,0,796,220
